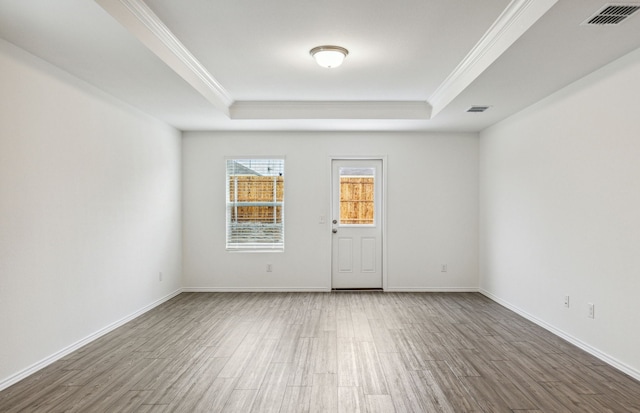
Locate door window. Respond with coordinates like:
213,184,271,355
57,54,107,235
339,167,375,225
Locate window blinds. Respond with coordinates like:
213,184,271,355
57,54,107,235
226,159,284,249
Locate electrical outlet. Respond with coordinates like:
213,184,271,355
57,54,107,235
266,264,273,272
588,303,595,319
441,264,447,272
564,295,570,308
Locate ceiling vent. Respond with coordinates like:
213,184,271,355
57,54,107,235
583,4,640,25
467,106,490,113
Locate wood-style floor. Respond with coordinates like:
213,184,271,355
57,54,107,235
1,292,639,412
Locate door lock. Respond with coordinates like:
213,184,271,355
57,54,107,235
332,219,338,224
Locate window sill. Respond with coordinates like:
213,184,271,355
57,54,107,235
226,248,285,253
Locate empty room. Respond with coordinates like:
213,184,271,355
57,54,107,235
1,0,640,412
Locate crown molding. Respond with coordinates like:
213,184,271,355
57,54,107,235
96,0,233,115
230,101,432,120
96,0,554,122
94,2,431,121
428,0,558,117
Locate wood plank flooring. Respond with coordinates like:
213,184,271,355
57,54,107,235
1,292,639,412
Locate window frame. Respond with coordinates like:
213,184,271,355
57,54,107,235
225,157,285,252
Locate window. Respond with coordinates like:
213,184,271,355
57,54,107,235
339,167,375,225
226,158,284,250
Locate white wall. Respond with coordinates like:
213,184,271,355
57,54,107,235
0,39,182,387
479,47,640,378
182,131,478,291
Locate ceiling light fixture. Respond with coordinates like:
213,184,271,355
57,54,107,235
310,45,349,68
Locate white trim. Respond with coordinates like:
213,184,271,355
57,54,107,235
225,157,286,251
0,289,182,392
95,0,233,114
184,287,479,293
429,0,558,117
385,287,479,292
94,0,559,122
94,0,560,122
480,289,640,382
224,155,288,161
381,157,388,291
182,287,332,292
185,287,477,292
230,101,432,120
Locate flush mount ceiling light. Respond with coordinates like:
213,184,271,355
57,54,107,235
310,45,349,68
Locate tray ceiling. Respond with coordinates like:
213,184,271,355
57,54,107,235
1,0,639,131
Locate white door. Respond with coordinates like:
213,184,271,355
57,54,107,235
331,159,383,289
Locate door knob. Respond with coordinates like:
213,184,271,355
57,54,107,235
332,228,338,233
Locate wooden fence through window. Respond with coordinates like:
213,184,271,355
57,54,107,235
340,177,374,224
229,175,283,223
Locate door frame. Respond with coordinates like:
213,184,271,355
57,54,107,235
328,156,388,290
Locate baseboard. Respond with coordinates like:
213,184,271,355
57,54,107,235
182,287,332,292
479,289,640,382
384,287,479,292
0,288,182,392
183,287,478,293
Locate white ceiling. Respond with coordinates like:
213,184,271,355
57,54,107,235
1,0,639,132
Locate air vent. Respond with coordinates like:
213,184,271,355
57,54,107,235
467,106,490,113
583,4,640,25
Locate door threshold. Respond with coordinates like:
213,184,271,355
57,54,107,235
331,288,383,292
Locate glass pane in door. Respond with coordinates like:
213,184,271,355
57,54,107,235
339,167,375,225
